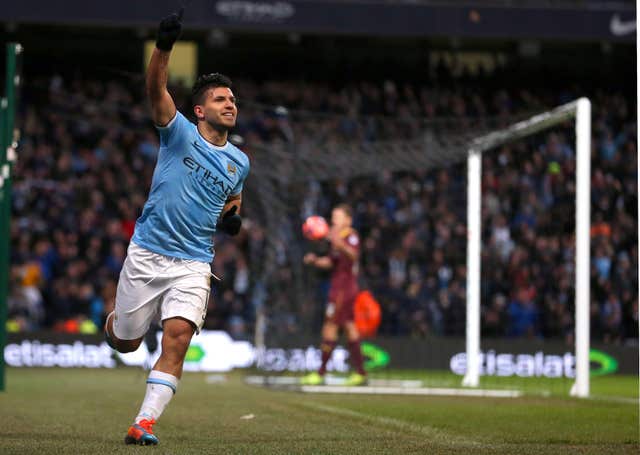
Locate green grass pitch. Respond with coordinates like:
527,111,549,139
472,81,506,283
0,368,637,454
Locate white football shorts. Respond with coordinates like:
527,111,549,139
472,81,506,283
113,241,212,340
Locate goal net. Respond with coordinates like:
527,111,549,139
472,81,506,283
243,99,593,397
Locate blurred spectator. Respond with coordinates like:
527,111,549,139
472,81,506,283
7,67,637,346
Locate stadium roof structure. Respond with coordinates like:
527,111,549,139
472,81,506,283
0,0,634,41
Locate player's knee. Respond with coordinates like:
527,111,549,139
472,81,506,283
345,322,359,340
322,323,338,339
170,332,192,350
105,316,143,353
115,339,143,353
346,330,359,342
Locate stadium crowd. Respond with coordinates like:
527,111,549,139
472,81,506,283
6,68,638,344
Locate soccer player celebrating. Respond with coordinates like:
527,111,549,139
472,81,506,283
301,204,367,386
103,9,250,445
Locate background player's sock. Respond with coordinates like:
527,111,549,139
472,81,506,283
135,370,179,423
348,340,366,375
318,340,337,375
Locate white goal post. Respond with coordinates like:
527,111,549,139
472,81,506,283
462,98,592,398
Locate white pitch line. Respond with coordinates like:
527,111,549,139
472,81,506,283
587,395,639,405
300,385,522,398
244,375,422,388
245,375,522,397
366,379,424,388
304,402,483,449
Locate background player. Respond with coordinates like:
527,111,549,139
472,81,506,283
301,204,367,386
102,9,250,445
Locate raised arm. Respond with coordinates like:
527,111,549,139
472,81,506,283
146,10,183,126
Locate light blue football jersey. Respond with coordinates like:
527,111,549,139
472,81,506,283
132,112,250,262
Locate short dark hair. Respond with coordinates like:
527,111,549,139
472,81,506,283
191,73,233,106
334,203,353,218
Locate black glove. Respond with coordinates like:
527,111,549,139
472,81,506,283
156,8,184,51
216,205,242,236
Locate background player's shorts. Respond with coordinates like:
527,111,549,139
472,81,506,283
325,289,358,325
113,242,211,340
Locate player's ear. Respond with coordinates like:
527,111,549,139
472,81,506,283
193,104,205,121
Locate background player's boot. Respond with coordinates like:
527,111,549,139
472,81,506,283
300,372,325,385
124,418,159,445
345,373,367,386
